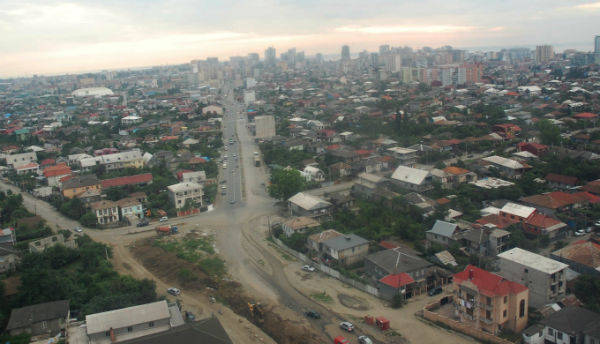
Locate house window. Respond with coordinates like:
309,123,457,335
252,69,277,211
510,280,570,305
486,297,491,305
41,321,47,329
149,321,154,327
127,327,132,332
519,299,526,317
548,328,554,336
504,296,507,304
524,268,528,273
503,310,507,318
557,332,562,340
486,310,491,319
105,331,110,337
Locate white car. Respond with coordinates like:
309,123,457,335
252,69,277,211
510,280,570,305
302,265,315,272
160,216,168,222
358,336,373,344
340,322,354,332
575,229,586,236
74,227,83,233
167,287,180,296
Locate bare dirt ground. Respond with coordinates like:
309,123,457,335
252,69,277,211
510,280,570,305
127,237,322,344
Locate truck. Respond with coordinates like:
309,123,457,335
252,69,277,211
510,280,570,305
156,225,178,235
254,156,260,167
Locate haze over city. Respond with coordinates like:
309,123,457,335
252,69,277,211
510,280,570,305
1,0,600,77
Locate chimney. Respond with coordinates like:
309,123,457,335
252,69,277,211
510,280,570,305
110,328,116,342
469,269,474,280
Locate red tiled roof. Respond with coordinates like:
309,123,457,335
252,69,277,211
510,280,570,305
545,173,578,186
476,214,519,229
325,144,341,151
574,191,600,204
379,273,415,288
189,157,207,164
379,241,398,249
574,112,598,119
40,158,56,166
43,163,71,177
353,149,374,156
581,180,600,195
101,173,153,188
160,136,179,141
15,163,38,170
436,197,451,205
454,265,527,297
526,212,563,229
443,166,471,175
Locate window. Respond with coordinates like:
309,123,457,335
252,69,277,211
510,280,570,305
127,327,132,332
41,321,47,329
548,328,554,336
524,268,528,273
519,299,526,318
557,332,562,340
149,321,154,327
486,310,491,319
486,297,492,305
503,310,507,318
504,296,508,304
105,331,110,337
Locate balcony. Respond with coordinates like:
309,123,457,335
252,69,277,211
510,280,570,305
481,317,493,325
481,303,494,311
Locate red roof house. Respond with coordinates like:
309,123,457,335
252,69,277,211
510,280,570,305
101,173,153,188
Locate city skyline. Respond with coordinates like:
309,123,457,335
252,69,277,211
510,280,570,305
1,0,600,78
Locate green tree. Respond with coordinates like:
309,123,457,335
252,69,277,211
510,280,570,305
536,119,561,145
574,275,600,312
268,169,305,200
80,212,98,227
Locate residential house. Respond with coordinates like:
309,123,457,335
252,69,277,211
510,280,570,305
167,182,204,209
80,150,144,172
118,317,232,344
116,198,144,220
86,301,172,344
352,173,387,199
460,224,510,257
281,216,320,237
517,142,549,157
387,147,418,166
202,105,223,115
426,220,461,247
15,162,39,175
390,165,433,192
318,233,369,266
442,166,477,187
492,123,521,138
545,173,579,190
28,234,77,253
307,229,343,252
90,200,119,226
287,192,332,220
481,155,530,178
520,191,587,216
581,179,600,195
551,239,600,276
0,242,19,273
497,248,568,309
522,306,600,344
329,162,351,179
302,166,325,182
365,247,448,299
6,300,70,337
454,265,529,335
43,163,72,187
5,151,37,167
180,171,206,184
101,173,153,189
62,175,101,199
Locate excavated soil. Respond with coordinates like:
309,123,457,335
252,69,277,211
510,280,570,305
131,237,321,344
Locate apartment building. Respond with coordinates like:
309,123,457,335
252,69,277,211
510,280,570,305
497,248,568,308
90,200,119,225
167,182,204,209
454,265,529,335
80,150,143,172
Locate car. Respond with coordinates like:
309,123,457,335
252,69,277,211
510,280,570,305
74,226,83,233
575,229,586,236
302,265,315,272
160,216,168,222
428,286,443,296
339,322,354,332
136,220,149,227
585,227,592,233
334,336,350,344
358,336,373,344
167,287,180,296
185,311,196,321
595,220,600,227
221,186,227,189
305,310,320,319
233,154,237,157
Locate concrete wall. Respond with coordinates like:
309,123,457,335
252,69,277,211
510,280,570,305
88,317,170,344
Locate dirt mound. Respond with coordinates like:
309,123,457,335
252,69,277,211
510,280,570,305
131,238,321,344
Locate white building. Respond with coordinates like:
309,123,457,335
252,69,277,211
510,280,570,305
390,165,432,192
5,152,37,168
254,115,276,139
497,248,568,309
80,150,143,172
167,182,204,209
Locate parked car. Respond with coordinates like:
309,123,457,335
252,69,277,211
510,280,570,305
185,311,195,321
334,336,350,344
595,220,600,227
160,216,169,222
137,220,149,227
428,286,443,296
302,265,315,272
167,287,180,296
575,229,586,236
585,227,592,233
339,322,354,332
358,336,373,344
73,226,83,233
305,310,321,319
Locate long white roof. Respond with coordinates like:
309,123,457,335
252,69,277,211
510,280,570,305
391,165,429,185
501,202,536,218
498,248,568,274
288,192,331,210
86,301,169,334
72,87,114,97
483,155,524,170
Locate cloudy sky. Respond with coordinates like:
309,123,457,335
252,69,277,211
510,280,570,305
0,0,599,77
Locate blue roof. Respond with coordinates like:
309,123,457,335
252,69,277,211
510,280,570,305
427,220,458,238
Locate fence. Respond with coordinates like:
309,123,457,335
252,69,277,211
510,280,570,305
423,301,515,344
272,237,381,298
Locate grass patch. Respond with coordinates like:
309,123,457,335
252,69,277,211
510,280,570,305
199,257,226,277
310,291,333,303
154,236,226,277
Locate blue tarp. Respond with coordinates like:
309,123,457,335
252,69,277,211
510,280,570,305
4,113,11,118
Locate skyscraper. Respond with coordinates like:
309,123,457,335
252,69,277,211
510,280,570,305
264,47,276,66
535,45,554,64
341,45,350,61
595,35,600,54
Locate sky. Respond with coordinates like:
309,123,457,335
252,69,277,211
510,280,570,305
1,0,599,78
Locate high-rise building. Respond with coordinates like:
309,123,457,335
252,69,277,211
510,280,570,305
535,45,554,63
379,45,390,55
595,35,600,53
341,45,350,61
264,47,276,66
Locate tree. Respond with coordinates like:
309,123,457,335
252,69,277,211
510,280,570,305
268,169,305,200
536,119,561,145
574,275,600,312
